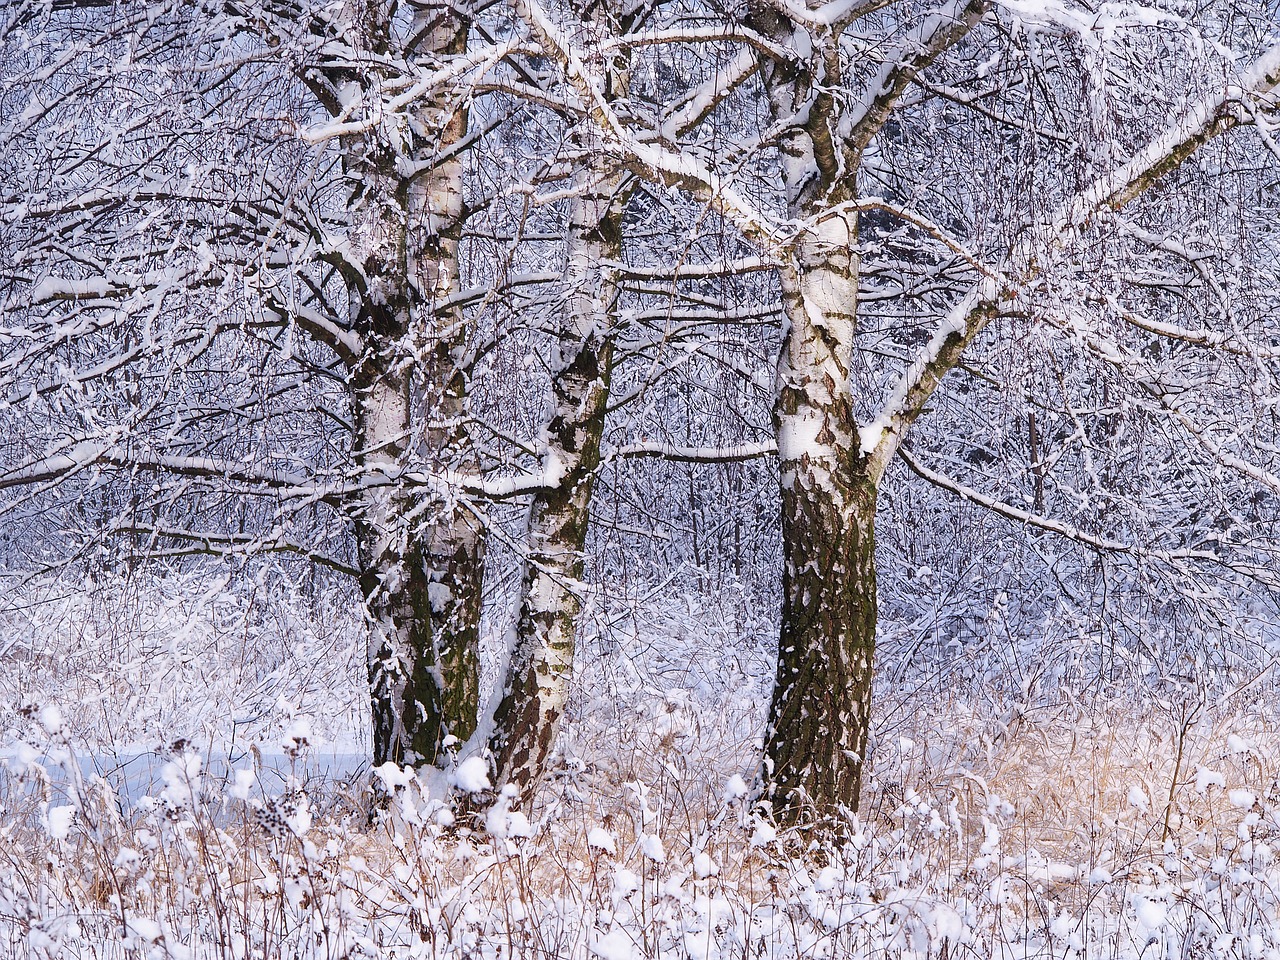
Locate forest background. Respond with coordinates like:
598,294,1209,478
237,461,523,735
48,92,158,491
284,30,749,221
2,0,1280,955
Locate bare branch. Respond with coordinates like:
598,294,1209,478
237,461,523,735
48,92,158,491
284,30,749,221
605,439,777,464
898,447,1277,584
865,42,1280,482
512,0,785,248
845,0,992,153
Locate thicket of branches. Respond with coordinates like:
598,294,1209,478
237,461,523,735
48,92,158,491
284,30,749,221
2,0,1279,827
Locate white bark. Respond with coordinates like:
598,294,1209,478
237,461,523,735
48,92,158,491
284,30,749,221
348,3,486,772
488,159,624,805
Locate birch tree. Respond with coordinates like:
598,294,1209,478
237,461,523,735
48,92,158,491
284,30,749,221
313,0,490,772
483,0,784,802
2,0,741,804
0,0,514,772
8,0,1280,829
517,0,1280,824
775,15,1280,824
486,152,628,800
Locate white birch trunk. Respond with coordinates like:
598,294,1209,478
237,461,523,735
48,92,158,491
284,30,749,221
765,213,879,823
487,162,623,804
749,22,881,823
344,3,485,772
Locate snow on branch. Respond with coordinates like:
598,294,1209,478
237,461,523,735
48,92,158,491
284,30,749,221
603,440,778,465
0,442,339,501
605,26,792,59
386,441,779,501
660,48,762,140
112,524,359,578
845,0,992,153
513,0,784,249
607,257,777,280
761,0,894,28
866,41,1280,484
1116,307,1280,360
298,39,525,144
861,277,1004,483
1061,44,1280,229
897,447,1275,581
261,300,363,364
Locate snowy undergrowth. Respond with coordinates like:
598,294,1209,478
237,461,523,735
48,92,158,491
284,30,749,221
0,569,366,752
6,574,1280,958
8,697,1280,960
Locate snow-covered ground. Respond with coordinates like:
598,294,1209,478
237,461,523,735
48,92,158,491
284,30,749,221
4,571,1280,958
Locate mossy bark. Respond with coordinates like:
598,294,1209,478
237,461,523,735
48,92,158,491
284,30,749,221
488,167,623,804
336,3,483,771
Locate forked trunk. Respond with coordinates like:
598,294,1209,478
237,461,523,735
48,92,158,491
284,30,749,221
344,4,484,772
352,244,485,770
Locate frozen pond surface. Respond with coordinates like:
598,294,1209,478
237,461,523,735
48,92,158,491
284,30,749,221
2,743,369,808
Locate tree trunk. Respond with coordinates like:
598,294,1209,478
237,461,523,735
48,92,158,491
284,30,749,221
764,462,878,823
484,0,634,806
742,0,993,828
762,211,879,824
342,4,484,771
488,165,623,804
359,510,484,769
351,184,485,770
742,9,885,826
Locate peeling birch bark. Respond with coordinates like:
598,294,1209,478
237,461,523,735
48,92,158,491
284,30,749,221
752,16,1278,827
488,162,624,806
337,2,484,772
741,4,879,823
766,222,878,823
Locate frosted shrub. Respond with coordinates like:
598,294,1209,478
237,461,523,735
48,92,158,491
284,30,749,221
8,584,1280,958
10,700,1280,960
0,567,365,750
